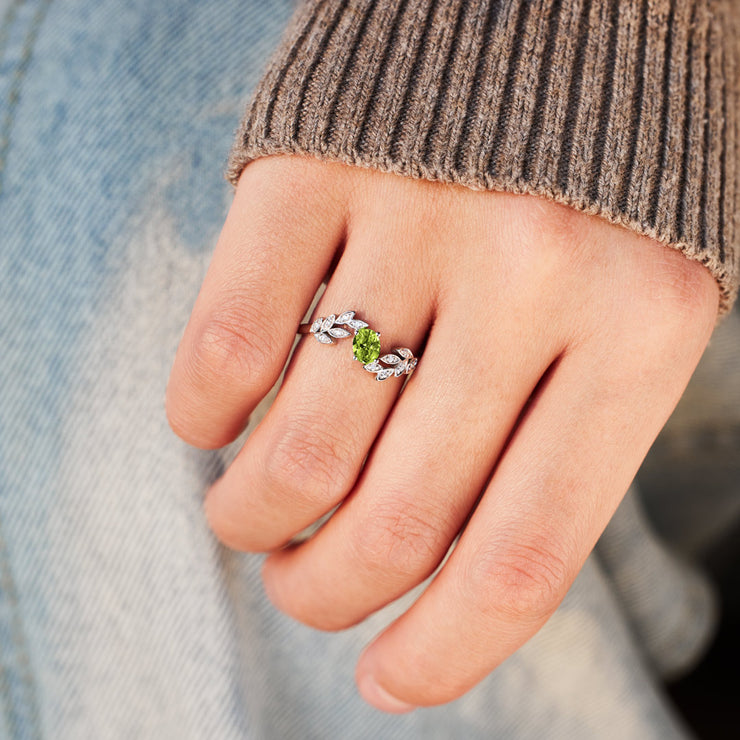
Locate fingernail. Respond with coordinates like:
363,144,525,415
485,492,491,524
358,674,416,714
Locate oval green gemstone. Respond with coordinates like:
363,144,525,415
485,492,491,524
352,327,381,364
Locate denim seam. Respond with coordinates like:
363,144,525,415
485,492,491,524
0,0,54,198
0,518,42,740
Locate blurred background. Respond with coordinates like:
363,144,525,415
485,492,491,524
638,304,740,739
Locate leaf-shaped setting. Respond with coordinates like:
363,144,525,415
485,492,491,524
310,318,323,333
394,360,408,376
316,332,334,344
347,319,368,331
406,358,418,373
379,354,400,365
328,327,351,339
321,315,336,332
376,368,395,381
395,347,413,359
336,311,355,324
363,361,382,372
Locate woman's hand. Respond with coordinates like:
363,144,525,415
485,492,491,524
166,155,718,712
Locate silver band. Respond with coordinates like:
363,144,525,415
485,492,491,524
297,310,418,381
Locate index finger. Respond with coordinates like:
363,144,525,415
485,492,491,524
166,156,348,449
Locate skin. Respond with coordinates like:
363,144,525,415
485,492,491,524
166,155,719,712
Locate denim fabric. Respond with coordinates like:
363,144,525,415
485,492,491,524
0,1,712,737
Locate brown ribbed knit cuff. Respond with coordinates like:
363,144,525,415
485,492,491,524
228,0,739,314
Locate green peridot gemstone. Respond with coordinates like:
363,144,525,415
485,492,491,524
352,327,381,364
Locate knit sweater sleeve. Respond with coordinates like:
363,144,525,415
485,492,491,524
227,0,739,314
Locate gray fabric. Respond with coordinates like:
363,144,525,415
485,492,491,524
596,488,717,681
639,305,740,555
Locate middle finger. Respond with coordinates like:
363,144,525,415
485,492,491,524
204,231,436,551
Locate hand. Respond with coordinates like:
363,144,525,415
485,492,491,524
166,155,718,712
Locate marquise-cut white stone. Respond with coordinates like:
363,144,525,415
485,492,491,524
363,361,382,372
322,315,335,332
328,327,350,338
394,360,407,376
336,311,355,324
347,319,368,331
376,368,395,381
310,318,323,333
316,333,333,344
395,347,413,359
380,354,400,365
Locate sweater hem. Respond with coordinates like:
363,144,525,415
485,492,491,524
226,144,736,317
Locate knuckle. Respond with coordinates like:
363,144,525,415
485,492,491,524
511,194,584,258
352,500,444,583
464,536,570,622
632,247,719,331
597,249,719,378
188,303,278,392
262,413,357,509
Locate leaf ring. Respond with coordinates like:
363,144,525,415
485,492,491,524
297,310,418,381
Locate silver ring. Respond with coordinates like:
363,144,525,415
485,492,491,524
297,310,418,381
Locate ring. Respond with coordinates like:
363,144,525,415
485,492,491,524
297,310,418,381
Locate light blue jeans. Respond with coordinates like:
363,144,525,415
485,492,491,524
0,1,718,737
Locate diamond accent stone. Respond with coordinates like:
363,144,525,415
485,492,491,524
353,327,381,364
304,312,416,381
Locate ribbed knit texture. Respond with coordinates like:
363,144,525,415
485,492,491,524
228,0,739,313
